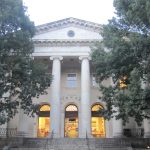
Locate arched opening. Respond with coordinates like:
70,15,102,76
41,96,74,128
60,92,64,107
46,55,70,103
91,104,105,138
38,104,50,137
65,104,78,138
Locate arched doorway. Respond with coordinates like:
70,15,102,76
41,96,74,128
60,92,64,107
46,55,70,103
65,104,78,138
91,104,105,137
38,104,50,137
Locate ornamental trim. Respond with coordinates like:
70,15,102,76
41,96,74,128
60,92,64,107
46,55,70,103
33,39,101,47
35,17,102,34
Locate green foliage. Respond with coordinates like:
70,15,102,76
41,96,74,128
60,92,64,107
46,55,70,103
0,0,52,124
92,0,150,125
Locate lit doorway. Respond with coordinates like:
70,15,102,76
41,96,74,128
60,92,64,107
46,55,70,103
38,104,50,138
65,105,78,138
91,104,105,137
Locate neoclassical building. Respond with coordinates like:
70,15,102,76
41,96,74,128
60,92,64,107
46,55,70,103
2,18,150,138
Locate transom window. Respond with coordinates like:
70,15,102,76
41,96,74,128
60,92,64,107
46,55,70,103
40,105,50,111
66,105,78,111
92,104,103,111
67,73,77,88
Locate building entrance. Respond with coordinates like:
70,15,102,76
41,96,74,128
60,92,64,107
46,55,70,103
91,104,105,137
38,105,50,137
65,105,78,138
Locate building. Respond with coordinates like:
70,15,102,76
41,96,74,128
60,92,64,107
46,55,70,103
2,18,150,138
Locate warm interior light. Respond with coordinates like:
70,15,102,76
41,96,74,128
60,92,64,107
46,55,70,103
91,117,105,137
65,118,78,138
66,105,78,111
38,117,50,137
91,104,105,138
40,105,50,111
38,105,50,138
119,76,128,89
65,105,78,138
92,104,103,111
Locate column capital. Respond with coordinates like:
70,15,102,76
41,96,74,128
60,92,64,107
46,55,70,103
79,56,91,61
50,56,63,61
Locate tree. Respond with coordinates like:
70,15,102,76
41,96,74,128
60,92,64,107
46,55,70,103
0,0,52,125
92,0,150,125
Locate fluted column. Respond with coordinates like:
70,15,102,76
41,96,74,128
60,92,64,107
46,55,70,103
144,119,150,137
18,109,29,137
111,78,123,137
50,56,63,138
141,81,150,138
79,56,91,138
112,106,123,137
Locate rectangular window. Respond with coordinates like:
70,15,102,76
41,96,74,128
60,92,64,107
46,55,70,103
67,73,77,88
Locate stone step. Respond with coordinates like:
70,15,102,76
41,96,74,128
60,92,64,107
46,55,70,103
1,138,149,150
7,148,130,150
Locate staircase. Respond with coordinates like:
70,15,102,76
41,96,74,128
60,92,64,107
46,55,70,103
0,138,150,150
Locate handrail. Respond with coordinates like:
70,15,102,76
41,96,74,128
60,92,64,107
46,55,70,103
86,131,90,150
86,131,88,139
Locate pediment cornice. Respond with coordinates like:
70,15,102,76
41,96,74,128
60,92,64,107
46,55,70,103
33,39,101,47
35,17,102,34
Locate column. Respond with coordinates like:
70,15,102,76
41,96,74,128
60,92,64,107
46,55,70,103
112,106,123,137
141,81,150,138
144,119,150,138
79,56,91,138
18,109,29,137
111,78,123,137
50,56,63,138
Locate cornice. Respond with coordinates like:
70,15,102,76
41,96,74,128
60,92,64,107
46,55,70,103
35,17,102,34
33,39,101,47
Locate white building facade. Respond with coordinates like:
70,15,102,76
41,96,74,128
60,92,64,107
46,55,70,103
3,18,150,138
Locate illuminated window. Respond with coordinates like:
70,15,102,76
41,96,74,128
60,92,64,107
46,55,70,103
40,105,50,111
65,105,78,138
91,104,105,138
92,104,103,111
66,105,78,111
38,104,50,138
67,73,77,88
119,76,128,89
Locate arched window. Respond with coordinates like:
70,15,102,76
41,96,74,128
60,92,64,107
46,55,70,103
40,105,50,111
38,104,50,138
91,104,105,138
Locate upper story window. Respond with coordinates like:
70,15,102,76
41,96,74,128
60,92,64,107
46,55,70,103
92,74,99,87
119,76,128,89
67,73,77,88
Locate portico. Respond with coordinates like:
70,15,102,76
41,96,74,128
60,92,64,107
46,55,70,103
5,17,148,139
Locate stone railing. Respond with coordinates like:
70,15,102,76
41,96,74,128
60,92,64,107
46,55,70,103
123,128,144,137
0,128,17,137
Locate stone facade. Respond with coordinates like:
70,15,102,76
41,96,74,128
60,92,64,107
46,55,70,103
2,18,150,138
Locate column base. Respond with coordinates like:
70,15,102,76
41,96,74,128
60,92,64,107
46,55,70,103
79,132,92,138
51,132,61,138
17,131,28,137
113,132,124,138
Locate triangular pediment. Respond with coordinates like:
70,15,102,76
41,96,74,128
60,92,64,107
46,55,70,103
36,17,102,33
33,17,102,40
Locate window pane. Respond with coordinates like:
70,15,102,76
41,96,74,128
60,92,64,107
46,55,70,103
67,74,77,87
66,105,78,111
40,105,50,111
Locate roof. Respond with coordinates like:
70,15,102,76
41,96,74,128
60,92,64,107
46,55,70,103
35,17,102,34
